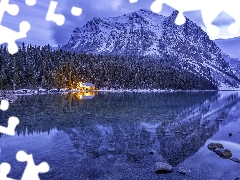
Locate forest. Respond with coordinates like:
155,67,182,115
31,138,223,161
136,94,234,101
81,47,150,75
0,43,218,90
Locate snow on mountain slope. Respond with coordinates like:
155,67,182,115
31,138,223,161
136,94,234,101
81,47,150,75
63,9,240,90
64,9,165,56
222,53,240,79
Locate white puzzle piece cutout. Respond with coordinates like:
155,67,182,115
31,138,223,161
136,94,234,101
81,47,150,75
71,6,82,16
0,100,19,136
0,21,30,54
0,116,19,136
16,151,50,180
0,100,9,111
0,162,15,180
25,0,37,6
150,0,240,37
129,0,138,3
0,0,31,54
0,0,19,23
46,0,65,26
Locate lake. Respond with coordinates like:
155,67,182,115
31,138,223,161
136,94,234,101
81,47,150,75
0,91,240,180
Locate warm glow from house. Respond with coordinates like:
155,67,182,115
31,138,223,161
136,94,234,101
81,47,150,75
76,82,84,89
75,92,98,100
84,92,91,96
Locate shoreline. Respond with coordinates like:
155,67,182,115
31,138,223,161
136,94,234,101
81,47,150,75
1,88,240,103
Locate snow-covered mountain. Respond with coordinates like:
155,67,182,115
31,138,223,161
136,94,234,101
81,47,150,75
214,37,240,60
222,53,240,79
214,38,240,81
63,9,240,90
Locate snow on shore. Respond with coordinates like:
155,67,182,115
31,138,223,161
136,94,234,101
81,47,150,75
1,87,239,103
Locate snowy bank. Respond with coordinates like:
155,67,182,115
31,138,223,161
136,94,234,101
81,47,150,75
1,87,240,103
0,91,18,103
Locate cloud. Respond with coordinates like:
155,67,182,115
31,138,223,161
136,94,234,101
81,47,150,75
2,0,55,46
3,0,240,46
90,0,123,11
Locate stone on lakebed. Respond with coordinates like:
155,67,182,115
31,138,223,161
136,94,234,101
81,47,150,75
177,167,190,175
154,162,173,173
231,158,240,163
207,143,224,151
213,148,232,159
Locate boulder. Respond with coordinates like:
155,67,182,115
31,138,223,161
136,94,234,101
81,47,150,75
107,147,116,152
149,150,156,155
207,143,224,151
177,167,190,175
213,148,232,159
231,158,240,163
154,162,173,173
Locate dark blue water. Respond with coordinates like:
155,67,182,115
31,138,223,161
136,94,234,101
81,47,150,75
0,91,240,180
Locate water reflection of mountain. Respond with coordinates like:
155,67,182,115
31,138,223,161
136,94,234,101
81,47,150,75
0,92,239,168
157,92,239,166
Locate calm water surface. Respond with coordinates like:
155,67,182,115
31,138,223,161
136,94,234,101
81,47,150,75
0,91,240,180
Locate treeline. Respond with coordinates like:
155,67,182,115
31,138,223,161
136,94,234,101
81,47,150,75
0,43,218,90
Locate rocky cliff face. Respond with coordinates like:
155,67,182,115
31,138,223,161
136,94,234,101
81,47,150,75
63,9,165,56
222,53,240,79
63,9,240,89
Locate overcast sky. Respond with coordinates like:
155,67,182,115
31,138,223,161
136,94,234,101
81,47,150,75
2,0,240,46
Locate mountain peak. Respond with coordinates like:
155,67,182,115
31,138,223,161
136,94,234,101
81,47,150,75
170,10,179,17
138,8,156,14
134,8,166,18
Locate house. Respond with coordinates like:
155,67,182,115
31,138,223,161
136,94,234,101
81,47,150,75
76,82,96,91
82,83,95,91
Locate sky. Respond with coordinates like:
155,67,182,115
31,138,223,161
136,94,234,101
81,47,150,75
215,36,240,59
1,0,240,47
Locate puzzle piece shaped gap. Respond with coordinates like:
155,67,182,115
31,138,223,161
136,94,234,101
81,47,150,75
129,0,138,3
0,162,15,180
16,151,50,180
0,116,19,136
71,6,82,16
0,100,19,136
0,0,19,23
0,22,30,54
0,100,9,111
0,0,31,54
150,0,240,37
46,0,65,26
25,0,36,6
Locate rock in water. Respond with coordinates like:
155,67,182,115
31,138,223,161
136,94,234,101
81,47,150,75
177,167,190,175
207,143,224,150
154,162,173,173
231,158,240,163
213,148,232,159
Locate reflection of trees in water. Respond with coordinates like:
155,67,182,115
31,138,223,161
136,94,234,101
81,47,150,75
0,91,219,135
0,92,239,167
